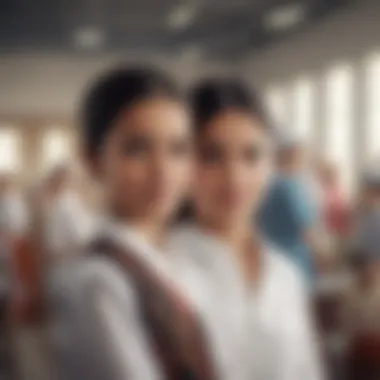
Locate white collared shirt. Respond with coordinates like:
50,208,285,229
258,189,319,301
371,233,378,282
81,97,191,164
170,225,324,380
49,220,323,380
49,219,231,380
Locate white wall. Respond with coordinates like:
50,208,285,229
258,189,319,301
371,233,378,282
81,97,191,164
0,53,234,117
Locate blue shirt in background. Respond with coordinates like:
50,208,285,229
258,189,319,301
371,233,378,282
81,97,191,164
259,174,317,281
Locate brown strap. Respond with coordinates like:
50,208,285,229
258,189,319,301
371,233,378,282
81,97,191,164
90,238,217,380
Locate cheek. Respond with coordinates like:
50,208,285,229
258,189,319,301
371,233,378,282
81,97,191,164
101,150,149,193
240,161,273,200
167,159,193,196
193,167,221,200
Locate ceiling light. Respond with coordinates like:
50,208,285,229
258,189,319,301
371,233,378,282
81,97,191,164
73,27,106,50
168,3,197,30
264,3,306,32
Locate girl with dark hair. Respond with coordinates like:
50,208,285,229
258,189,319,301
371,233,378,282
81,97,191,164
48,66,220,380
171,78,324,380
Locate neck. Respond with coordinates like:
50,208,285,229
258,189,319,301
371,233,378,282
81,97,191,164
197,216,255,252
108,206,167,249
132,219,166,248
198,216,263,287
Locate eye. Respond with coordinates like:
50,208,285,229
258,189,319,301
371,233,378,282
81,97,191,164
120,136,150,157
198,143,224,165
242,145,264,164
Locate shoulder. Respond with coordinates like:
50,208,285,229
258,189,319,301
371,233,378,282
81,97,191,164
48,255,137,310
265,177,293,202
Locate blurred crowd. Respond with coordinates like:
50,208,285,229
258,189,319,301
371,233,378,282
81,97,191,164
1,68,380,380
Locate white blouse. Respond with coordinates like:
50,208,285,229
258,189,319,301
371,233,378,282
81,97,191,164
48,221,323,380
49,220,234,380
171,225,324,380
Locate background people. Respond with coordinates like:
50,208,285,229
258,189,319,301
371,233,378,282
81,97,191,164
259,138,322,283
42,165,95,264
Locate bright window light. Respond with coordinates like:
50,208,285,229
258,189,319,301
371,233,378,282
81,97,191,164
42,129,71,170
265,86,289,130
365,53,380,163
0,128,22,174
324,64,354,195
292,76,315,143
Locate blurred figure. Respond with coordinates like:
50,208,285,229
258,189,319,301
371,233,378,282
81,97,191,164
174,80,323,380
351,170,380,261
343,253,380,380
48,67,219,380
0,174,30,319
0,174,29,242
42,165,94,264
318,161,350,242
259,137,322,283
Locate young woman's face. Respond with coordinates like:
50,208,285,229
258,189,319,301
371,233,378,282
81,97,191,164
95,97,192,222
193,110,272,226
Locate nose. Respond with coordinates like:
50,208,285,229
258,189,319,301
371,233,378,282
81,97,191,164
224,160,244,187
149,151,172,187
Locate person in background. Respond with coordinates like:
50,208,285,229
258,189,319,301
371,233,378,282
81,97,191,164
259,137,322,283
0,174,42,326
174,79,323,380
0,174,29,242
42,165,95,264
318,161,350,242
351,170,380,261
343,252,380,380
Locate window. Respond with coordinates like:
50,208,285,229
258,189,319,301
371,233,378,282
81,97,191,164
365,53,380,163
42,129,71,170
292,76,315,143
324,64,354,194
0,128,22,174
265,86,289,129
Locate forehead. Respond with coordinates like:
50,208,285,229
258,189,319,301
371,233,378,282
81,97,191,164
200,110,268,144
116,97,190,134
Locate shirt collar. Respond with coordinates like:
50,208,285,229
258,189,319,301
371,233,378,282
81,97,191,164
99,215,176,281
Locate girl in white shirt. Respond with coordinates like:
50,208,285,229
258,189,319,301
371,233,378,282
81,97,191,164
172,79,324,380
48,67,221,380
